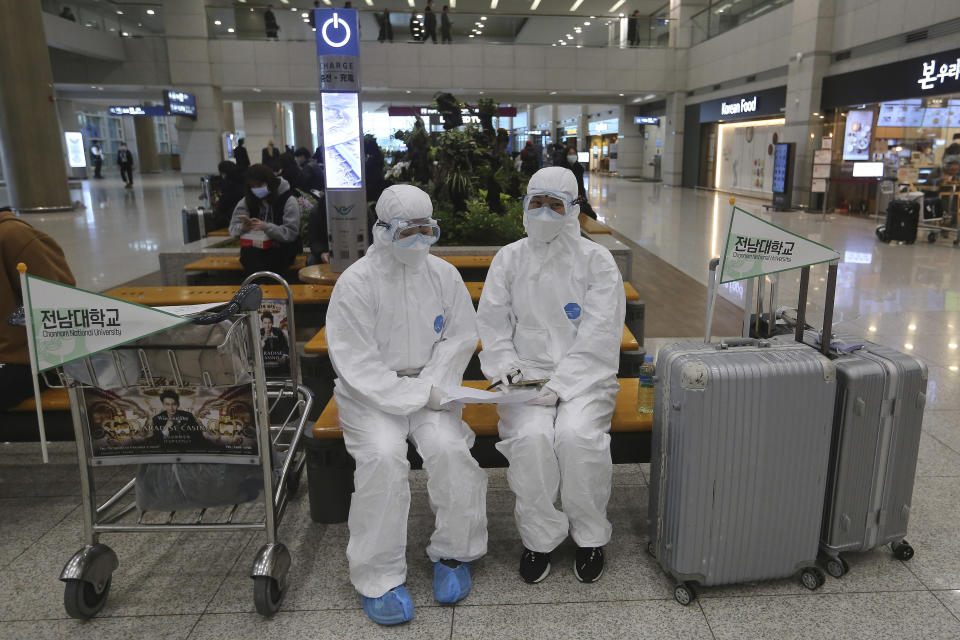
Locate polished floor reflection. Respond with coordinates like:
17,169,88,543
2,171,960,638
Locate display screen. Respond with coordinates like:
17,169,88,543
64,132,86,168
164,90,197,118
321,92,363,190
922,107,949,128
843,109,874,161
877,99,923,127
772,143,789,194
852,162,884,178
948,100,960,127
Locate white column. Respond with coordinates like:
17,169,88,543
661,91,687,187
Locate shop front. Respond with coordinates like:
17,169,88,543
588,118,619,173
819,47,960,217
684,87,787,196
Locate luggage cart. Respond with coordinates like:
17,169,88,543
47,280,313,619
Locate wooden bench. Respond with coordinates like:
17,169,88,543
104,282,641,306
300,257,496,285
9,388,71,412
184,254,309,273
304,325,640,356
579,214,613,235
207,228,231,237
304,379,652,523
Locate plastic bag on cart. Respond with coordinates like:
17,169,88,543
135,452,281,512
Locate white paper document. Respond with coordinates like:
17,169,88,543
441,386,540,405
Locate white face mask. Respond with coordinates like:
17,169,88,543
251,186,269,198
566,155,578,164
524,206,566,243
391,233,433,266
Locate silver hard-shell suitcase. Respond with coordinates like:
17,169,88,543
772,330,928,578
649,338,837,605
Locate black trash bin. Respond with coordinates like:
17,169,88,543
303,435,355,524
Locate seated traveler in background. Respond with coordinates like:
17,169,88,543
294,147,324,192
477,167,625,585
213,161,246,230
0,207,75,410
229,164,302,276
325,185,487,626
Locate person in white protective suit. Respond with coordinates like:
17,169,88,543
325,184,487,626
477,166,625,584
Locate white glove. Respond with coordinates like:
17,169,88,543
427,386,450,411
529,387,559,406
492,366,523,388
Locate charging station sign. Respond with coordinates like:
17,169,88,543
315,9,360,91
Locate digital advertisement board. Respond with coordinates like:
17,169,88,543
842,109,875,161
64,132,86,168
164,90,197,119
321,92,363,190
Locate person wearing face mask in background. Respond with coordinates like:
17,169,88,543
477,166,625,586
325,184,487,626
561,146,596,219
228,163,302,276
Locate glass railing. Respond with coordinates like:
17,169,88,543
41,0,164,37
205,6,671,48
690,0,791,45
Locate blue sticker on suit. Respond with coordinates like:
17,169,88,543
564,303,581,319
434,315,444,333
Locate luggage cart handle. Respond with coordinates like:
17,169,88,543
190,284,263,325
7,306,25,327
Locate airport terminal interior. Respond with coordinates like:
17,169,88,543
1,0,960,638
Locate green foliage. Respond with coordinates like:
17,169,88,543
435,189,524,246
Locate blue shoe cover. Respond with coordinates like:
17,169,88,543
433,561,472,604
361,585,414,626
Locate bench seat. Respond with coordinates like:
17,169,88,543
184,254,308,272
312,379,650,439
9,388,71,412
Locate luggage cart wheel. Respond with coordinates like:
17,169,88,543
253,576,284,616
928,232,938,244
800,567,825,591
825,557,848,579
673,582,697,606
892,541,915,561
63,576,112,619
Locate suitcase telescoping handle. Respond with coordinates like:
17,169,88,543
795,262,839,356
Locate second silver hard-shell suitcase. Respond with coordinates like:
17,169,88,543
649,338,838,605
773,332,927,578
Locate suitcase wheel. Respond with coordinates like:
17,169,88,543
673,582,697,606
825,557,849,579
800,567,825,591
892,541,915,561
875,225,890,243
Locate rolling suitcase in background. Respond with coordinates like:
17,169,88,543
876,198,919,244
774,267,928,579
647,261,839,605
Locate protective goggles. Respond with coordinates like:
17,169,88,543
523,190,575,218
378,217,441,246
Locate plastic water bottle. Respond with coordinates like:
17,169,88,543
637,354,655,414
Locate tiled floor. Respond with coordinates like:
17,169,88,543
2,174,960,638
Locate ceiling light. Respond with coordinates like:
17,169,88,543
470,34,475,37
618,93,624,96
950,365,959,372
227,27,235,32
609,0,625,12
490,0,498,8
365,0,373,5
292,7,298,11
868,326,877,332
252,87,261,92
121,31,129,36
146,9,156,15
590,15,596,18
406,90,412,94
551,42,556,46
301,11,308,16
323,0,331,4
450,0,455,6
570,0,584,10
644,93,655,100
481,16,487,20
949,343,958,349
116,10,124,15
904,343,914,350
303,18,309,22
417,14,423,18
214,19,222,25
584,20,590,25
576,44,582,48
550,91,558,95
908,324,917,331
531,0,541,7
408,0,415,6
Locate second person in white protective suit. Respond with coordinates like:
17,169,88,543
477,167,626,585
325,184,488,626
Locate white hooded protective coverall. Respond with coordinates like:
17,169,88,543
326,185,487,599
477,167,626,552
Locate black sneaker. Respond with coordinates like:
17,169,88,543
519,548,551,584
574,546,604,583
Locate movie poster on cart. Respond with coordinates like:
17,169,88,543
257,299,290,374
82,384,259,459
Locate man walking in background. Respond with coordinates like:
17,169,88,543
117,142,135,188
